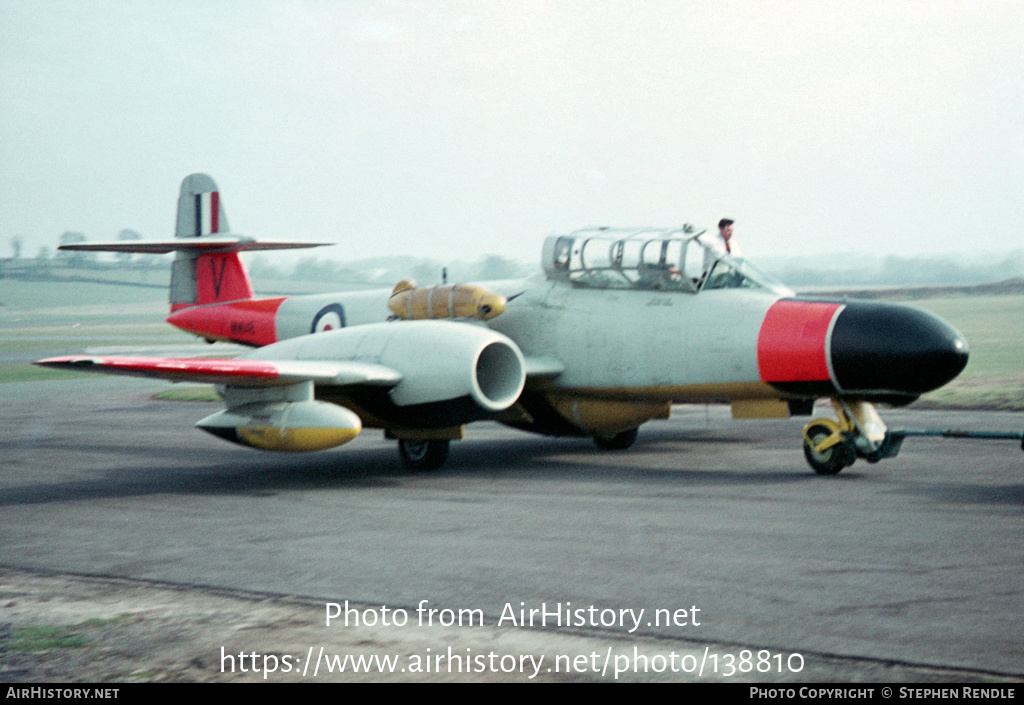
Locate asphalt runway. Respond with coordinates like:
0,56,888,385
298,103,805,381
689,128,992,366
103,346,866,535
2,377,1022,680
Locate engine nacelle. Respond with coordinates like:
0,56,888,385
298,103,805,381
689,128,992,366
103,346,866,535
197,400,362,452
242,321,527,427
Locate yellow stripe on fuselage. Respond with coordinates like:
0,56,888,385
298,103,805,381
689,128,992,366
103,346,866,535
541,381,787,403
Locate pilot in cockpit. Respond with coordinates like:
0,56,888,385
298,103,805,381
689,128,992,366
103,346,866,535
703,218,742,270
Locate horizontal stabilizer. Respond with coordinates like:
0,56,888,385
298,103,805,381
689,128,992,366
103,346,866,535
58,236,331,255
35,355,402,388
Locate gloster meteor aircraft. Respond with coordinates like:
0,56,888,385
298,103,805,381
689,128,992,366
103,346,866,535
38,174,970,474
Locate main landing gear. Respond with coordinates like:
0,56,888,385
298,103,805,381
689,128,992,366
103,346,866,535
592,427,639,451
802,399,903,475
397,438,450,471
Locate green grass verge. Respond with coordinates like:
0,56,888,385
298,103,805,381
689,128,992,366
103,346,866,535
917,381,1024,411
0,270,166,309
10,625,88,652
0,364,96,383
153,386,221,402
900,294,1024,410
7,615,135,653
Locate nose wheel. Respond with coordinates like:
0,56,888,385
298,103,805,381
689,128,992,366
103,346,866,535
803,423,857,475
802,399,895,475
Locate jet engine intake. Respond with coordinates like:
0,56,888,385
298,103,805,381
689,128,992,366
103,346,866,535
369,322,526,421
466,340,527,411
243,321,527,428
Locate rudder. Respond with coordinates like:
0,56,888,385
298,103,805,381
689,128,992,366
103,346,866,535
175,173,230,238
170,174,254,311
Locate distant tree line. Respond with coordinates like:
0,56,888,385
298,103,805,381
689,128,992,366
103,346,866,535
248,253,529,287
2,231,530,286
1,230,165,280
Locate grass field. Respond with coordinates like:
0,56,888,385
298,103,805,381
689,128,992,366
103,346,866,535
3,276,1022,409
1,277,204,382
0,363,97,383
901,294,1024,410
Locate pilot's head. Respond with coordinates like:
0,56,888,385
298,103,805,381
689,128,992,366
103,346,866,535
718,218,734,241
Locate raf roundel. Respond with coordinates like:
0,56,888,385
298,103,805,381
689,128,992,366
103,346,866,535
311,304,346,334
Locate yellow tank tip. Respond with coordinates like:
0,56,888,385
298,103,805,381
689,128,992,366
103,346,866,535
477,293,506,320
392,279,417,296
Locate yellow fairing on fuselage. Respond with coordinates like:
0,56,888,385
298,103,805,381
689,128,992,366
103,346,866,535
388,281,506,321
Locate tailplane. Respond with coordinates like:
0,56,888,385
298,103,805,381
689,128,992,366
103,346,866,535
58,173,330,313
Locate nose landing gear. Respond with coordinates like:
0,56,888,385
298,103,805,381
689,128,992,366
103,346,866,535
803,421,857,475
802,399,902,475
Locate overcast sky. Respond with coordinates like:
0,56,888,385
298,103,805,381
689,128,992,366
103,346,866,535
2,1,1022,265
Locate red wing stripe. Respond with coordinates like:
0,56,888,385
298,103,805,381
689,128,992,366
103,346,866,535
37,356,281,379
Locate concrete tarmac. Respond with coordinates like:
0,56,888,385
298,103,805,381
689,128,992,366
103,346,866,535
2,377,1022,680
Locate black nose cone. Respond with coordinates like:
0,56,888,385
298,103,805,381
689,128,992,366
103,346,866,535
830,301,969,397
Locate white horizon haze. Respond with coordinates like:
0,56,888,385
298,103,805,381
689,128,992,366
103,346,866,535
2,1,1022,266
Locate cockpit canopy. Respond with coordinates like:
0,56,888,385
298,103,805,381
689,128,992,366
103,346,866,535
541,227,792,296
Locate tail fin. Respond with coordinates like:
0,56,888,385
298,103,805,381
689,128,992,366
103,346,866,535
57,173,330,313
170,174,253,311
175,173,230,239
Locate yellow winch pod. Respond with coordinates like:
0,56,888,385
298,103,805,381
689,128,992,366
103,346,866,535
388,281,507,321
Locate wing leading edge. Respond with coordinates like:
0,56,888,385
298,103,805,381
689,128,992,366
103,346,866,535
34,355,402,388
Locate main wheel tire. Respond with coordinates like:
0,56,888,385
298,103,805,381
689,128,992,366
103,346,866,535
803,423,856,475
398,439,449,471
593,427,639,451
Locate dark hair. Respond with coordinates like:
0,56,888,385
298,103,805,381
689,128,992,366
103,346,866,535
718,218,734,229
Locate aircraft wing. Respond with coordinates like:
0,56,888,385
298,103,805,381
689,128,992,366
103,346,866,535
34,355,402,388
39,353,560,386
58,237,331,254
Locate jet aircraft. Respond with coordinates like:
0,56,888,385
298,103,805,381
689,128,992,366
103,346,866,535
38,174,970,474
